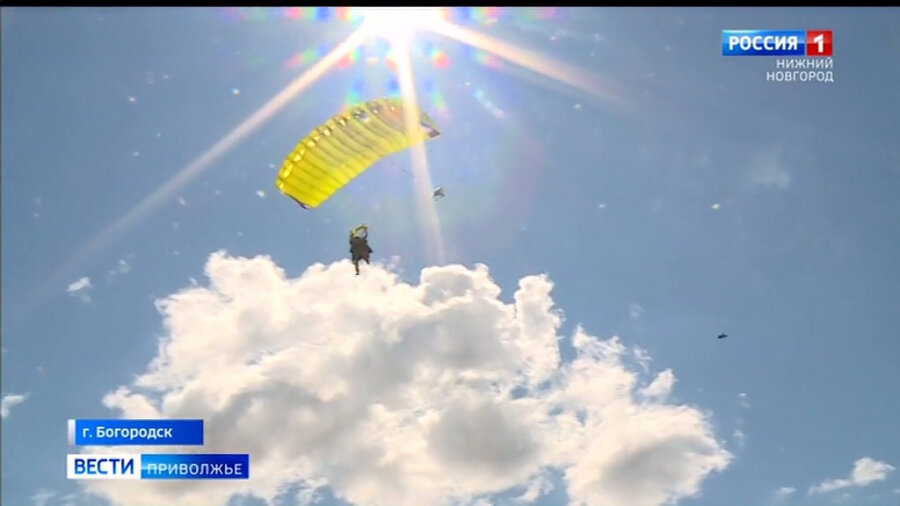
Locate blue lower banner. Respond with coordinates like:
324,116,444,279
68,419,204,446
67,453,249,480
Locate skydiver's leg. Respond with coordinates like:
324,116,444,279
351,252,362,275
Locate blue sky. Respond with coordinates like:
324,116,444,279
2,7,899,506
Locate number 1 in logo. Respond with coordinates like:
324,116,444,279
807,30,833,56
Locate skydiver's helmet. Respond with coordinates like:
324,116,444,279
351,225,368,240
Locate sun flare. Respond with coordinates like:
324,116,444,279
356,7,446,47
42,6,616,318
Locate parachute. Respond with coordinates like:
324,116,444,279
275,97,442,209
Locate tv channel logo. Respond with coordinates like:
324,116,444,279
67,454,140,480
722,30,832,57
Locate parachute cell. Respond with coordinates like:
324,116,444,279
275,97,441,209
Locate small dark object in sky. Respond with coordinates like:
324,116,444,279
717,333,728,339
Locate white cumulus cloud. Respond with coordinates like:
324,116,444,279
81,252,732,506
628,303,645,320
809,457,896,495
108,255,135,280
641,369,675,400
632,347,652,373
31,489,55,506
774,486,796,501
1,393,29,418
732,428,746,451
67,277,93,302
58,492,80,506
747,148,792,190
116,258,132,274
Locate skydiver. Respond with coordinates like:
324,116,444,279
349,227,373,276
432,186,445,200
717,333,727,339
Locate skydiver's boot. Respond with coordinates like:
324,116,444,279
354,260,360,275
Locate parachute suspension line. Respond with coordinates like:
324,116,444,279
388,158,414,178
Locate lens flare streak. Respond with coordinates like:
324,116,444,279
25,10,618,322
395,41,445,263
28,29,371,324
428,21,620,104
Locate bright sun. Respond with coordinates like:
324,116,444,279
356,7,445,46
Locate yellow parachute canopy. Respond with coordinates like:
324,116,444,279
275,97,441,209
